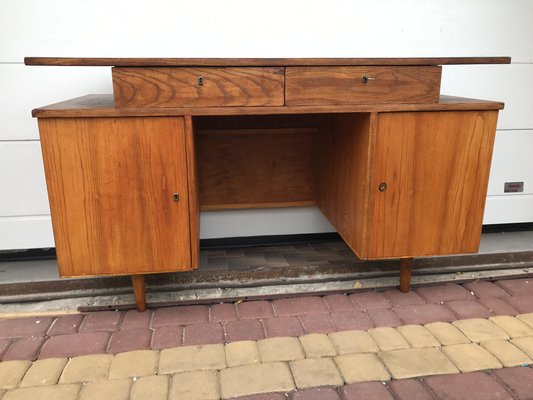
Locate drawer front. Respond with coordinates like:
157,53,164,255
113,67,285,107
285,66,441,106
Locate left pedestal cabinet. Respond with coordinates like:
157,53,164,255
38,116,199,278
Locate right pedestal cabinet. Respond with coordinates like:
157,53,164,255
318,110,498,260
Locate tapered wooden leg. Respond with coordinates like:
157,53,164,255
131,275,147,312
399,258,413,293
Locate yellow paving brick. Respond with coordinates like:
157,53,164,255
489,316,533,338
109,350,158,379
397,325,440,348
220,362,295,398
335,353,390,383
379,348,458,379
158,344,226,374
328,330,379,354
517,313,533,329
79,379,132,400
257,337,305,362
225,341,260,367
425,322,470,345
60,354,113,383
480,340,532,367
169,371,219,400
2,384,81,400
0,361,31,389
368,327,410,351
290,358,343,389
299,334,337,358
442,343,502,372
131,375,168,400
20,358,67,387
511,337,533,359
452,319,510,343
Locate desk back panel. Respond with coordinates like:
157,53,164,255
195,115,322,210
196,127,319,210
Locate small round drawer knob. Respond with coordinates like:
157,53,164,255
378,182,388,192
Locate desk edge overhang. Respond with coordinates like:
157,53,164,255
24,57,512,67
32,94,505,118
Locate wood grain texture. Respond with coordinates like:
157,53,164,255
368,111,499,258
25,57,512,67
286,66,441,105
197,127,319,209
38,117,193,277
32,94,505,118
184,116,200,269
112,67,284,107
317,113,376,258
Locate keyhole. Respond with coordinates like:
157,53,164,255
173,193,180,202
197,76,204,86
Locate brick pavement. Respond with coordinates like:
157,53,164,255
1,278,533,398
2,279,533,359
1,314,533,398
201,240,357,270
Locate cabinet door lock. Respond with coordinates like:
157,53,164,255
173,193,180,202
361,75,375,84
378,183,388,192
197,76,204,86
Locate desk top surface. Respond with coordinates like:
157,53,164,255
25,57,511,67
32,94,504,118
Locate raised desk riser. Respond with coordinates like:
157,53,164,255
111,65,442,108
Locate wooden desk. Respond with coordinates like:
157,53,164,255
26,57,510,311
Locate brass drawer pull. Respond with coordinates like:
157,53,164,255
378,182,388,192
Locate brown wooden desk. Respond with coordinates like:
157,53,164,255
26,57,510,311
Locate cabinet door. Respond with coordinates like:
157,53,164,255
39,117,193,276
368,111,498,258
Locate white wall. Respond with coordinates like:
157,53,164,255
0,0,532,249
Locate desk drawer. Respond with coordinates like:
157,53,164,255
112,67,285,107
285,66,441,106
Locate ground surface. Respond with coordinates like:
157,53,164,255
2,278,533,399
